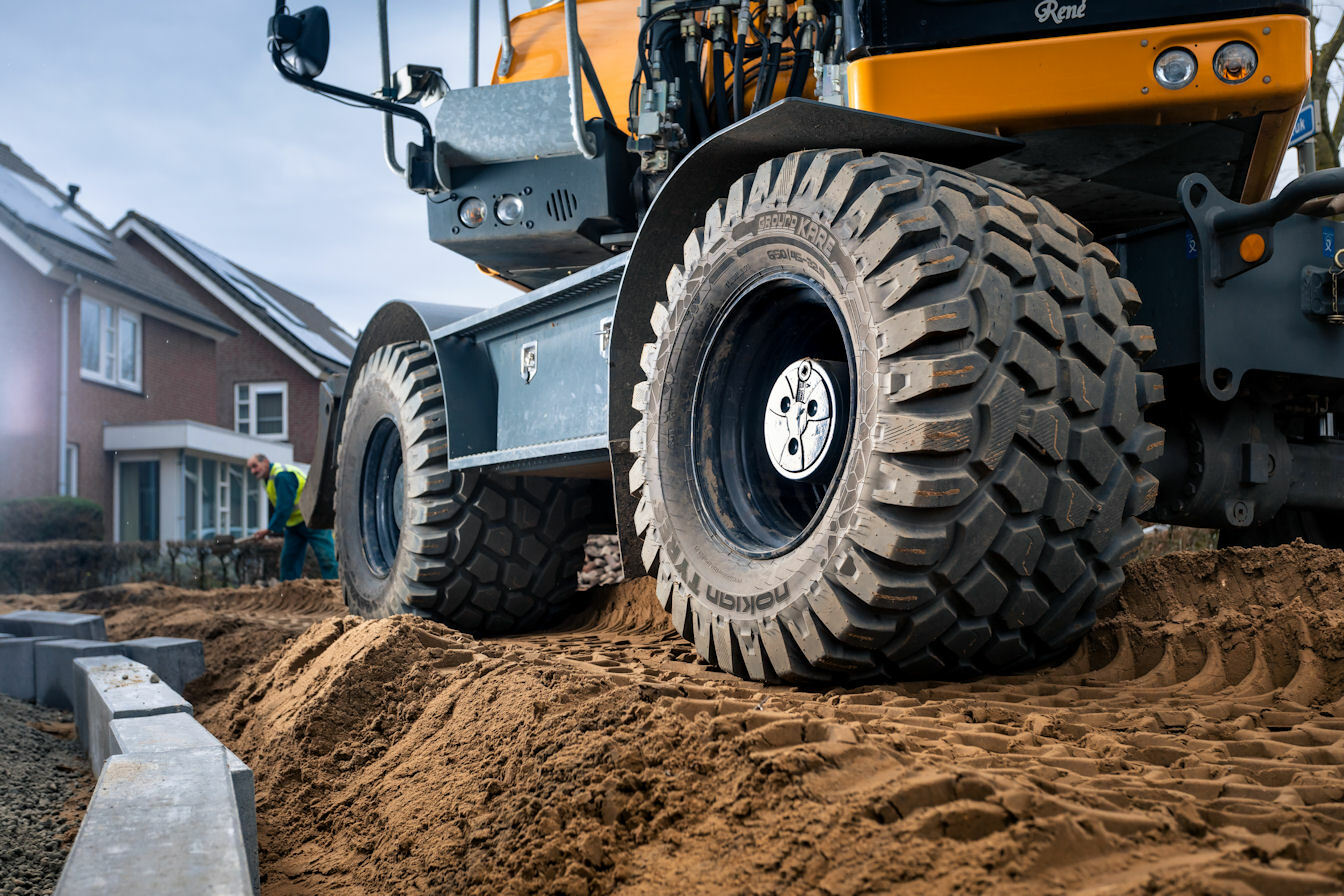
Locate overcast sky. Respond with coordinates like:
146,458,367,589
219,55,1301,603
0,1,519,336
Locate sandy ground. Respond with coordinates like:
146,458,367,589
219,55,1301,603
6,542,1344,895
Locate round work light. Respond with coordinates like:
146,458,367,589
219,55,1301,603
458,197,487,228
1213,42,1258,84
1154,48,1198,90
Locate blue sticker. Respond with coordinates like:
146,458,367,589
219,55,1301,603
1185,229,1198,259
1325,226,1337,258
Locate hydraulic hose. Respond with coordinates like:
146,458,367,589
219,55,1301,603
712,43,730,126
752,40,781,113
732,0,749,120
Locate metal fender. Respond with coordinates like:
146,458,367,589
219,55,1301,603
302,300,478,528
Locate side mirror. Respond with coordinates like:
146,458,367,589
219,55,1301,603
268,6,330,80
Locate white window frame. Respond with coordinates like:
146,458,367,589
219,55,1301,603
79,296,142,392
182,453,268,541
234,381,288,441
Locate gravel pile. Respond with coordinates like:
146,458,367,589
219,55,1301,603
0,696,88,896
578,534,624,590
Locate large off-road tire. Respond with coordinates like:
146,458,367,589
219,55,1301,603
1219,509,1344,550
631,149,1164,682
336,341,593,634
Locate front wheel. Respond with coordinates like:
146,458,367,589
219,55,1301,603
336,341,593,634
631,150,1164,682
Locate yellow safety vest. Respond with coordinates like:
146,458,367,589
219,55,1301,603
266,463,307,528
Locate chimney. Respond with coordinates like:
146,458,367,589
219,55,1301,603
66,184,80,203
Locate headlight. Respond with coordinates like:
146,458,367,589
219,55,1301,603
495,194,525,226
1154,48,1198,90
458,197,487,228
1213,41,1258,84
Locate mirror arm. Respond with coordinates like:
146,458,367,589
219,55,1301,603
268,48,434,148
377,0,405,176
268,47,441,188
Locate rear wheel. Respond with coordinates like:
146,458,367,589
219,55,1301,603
631,150,1163,682
336,341,593,634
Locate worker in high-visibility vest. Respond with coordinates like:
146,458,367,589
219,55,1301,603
247,453,338,581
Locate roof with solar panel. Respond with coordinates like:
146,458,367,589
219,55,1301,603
115,211,356,375
0,142,235,337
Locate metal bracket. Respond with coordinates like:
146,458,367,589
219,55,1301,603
598,317,613,359
1180,171,1344,400
521,340,538,384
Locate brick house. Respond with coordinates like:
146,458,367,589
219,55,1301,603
0,142,353,544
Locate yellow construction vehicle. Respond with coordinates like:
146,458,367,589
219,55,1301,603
268,1,1344,681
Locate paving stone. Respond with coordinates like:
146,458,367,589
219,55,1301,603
73,657,192,772
119,637,206,694
109,713,258,894
0,636,60,702
34,640,127,710
54,748,252,896
0,610,106,640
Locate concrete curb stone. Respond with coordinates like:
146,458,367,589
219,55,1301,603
0,610,107,641
53,748,252,896
109,714,259,894
0,636,61,701
23,610,259,894
118,637,207,695
34,640,127,710
72,657,192,771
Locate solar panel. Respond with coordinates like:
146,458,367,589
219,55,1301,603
0,168,115,261
166,226,352,365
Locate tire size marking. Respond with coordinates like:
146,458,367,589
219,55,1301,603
754,211,839,258
766,247,825,279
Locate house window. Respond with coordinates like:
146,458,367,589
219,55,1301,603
235,382,287,439
80,297,141,390
183,454,265,540
118,460,159,542
63,443,78,497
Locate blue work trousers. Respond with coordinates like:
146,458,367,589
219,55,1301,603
280,523,339,581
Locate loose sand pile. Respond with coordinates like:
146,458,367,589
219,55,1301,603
9,542,1344,894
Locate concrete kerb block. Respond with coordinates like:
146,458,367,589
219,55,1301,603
35,640,127,710
109,714,259,894
0,610,107,641
54,747,252,896
119,637,206,695
73,657,192,772
0,636,61,702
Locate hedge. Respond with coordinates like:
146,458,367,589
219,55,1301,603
0,497,103,543
0,538,325,594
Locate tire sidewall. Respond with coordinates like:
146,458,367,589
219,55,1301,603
647,210,880,622
335,365,413,618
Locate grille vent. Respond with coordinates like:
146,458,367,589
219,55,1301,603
545,189,578,222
